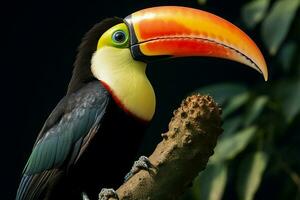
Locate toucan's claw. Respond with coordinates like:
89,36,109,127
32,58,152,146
82,192,91,200
98,188,119,200
124,156,152,182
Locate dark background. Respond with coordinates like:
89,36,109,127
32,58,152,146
3,0,268,199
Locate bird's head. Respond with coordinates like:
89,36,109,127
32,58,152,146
69,6,268,122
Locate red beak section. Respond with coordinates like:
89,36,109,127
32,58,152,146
125,6,268,81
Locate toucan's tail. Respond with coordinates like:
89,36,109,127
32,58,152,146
16,175,33,200
16,170,63,200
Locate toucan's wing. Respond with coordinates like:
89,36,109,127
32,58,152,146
16,82,110,200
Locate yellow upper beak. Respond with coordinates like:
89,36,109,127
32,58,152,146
125,6,268,81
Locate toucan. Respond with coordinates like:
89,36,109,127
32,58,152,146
16,6,268,200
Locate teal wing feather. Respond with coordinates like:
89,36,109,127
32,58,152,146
16,82,110,200
23,106,103,175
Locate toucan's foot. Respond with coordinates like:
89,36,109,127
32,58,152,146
124,156,152,182
98,188,118,200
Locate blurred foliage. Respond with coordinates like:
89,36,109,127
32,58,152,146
261,0,299,55
183,0,300,199
197,0,207,5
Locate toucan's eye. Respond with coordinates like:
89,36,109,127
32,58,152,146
112,30,127,44
97,23,129,49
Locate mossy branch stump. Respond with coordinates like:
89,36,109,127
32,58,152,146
109,95,223,200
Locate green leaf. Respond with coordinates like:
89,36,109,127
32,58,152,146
297,52,300,75
261,0,300,55
194,163,227,200
194,83,247,105
274,79,300,123
241,0,270,29
244,96,269,126
222,116,243,139
237,151,268,200
211,126,257,163
278,41,297,72
222,93,250,118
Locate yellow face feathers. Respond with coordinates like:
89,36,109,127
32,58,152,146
91,23,156,121
97,23,130,49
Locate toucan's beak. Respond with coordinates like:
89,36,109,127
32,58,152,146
124,6,268,81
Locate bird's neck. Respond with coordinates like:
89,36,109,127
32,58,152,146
91,47,156,122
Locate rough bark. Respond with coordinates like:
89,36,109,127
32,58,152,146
110,94,223,200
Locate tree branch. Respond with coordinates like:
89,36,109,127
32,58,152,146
111,94,223,200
